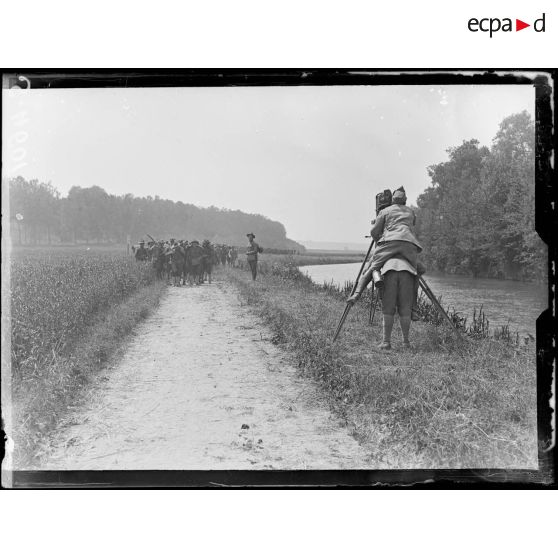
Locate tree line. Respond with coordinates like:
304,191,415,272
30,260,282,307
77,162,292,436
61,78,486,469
414,111,545,281
8,180,304,251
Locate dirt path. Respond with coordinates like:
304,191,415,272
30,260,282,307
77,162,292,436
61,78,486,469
40,281,372,470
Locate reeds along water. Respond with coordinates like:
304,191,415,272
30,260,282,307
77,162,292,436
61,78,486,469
324,276,526,347
236,259,528,347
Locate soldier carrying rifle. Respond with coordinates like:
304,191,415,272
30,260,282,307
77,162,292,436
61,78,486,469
134,239,148,261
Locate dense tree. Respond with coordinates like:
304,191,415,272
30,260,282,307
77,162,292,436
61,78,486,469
415,111,544,281
416,139,489,275
9,177,60,245
8,179,303,251
485,112,542,277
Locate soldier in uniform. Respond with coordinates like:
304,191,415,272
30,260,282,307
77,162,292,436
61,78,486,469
147,241,156,259
170,241,185,286
187,240,205,285
220,245,228,267
181,240,190,285
202,239,215,284
246,233,260,281
134,240,148,261
213,245,221,268
149,241,163,278
163,241,174,282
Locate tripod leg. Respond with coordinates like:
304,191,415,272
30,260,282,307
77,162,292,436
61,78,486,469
418,277,461,337
333,304,351,342
370,288,380,324
332,239,376,342
368,285,375,324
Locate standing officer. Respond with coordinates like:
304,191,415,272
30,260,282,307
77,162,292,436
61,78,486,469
246,233,261,280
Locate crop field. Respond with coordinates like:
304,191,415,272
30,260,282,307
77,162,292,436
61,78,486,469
6,245,165,466
10,246,157,379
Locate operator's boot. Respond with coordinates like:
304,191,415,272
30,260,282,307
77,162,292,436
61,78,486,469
346,287,364,305
346,272,370,305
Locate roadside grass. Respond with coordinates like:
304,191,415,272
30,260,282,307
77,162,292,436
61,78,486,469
225,263,538,469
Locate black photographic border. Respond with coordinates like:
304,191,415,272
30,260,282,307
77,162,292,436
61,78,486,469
2,69,556,488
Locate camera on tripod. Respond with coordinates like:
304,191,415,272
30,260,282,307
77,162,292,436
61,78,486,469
374,186,406,219
375,189,393,216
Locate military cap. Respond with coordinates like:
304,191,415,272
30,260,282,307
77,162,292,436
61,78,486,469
246,232,256,239
393,189,407,202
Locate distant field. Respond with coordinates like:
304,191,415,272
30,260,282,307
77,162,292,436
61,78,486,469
10,243,129,256
254,251,364,268
304,249,367,257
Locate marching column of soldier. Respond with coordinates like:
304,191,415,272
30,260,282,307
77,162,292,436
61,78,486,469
132,237,242,286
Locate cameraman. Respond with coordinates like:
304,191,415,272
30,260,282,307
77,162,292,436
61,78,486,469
348,187,424,323
368,188,422,281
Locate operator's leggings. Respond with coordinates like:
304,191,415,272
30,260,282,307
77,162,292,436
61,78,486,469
354,261,420,315
381,270,415,317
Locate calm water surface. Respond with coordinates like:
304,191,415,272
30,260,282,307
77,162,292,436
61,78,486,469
300,262,547,336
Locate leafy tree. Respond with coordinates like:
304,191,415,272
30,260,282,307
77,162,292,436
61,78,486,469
8,178,303,251
418,140,489,275
482,111,542,279
8,177,60,244
415,111,542,281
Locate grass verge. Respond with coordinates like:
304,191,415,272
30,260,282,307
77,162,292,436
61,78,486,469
225,264,538,469
9,280,167,468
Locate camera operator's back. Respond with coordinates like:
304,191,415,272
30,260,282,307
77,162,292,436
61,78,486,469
371,203,422,250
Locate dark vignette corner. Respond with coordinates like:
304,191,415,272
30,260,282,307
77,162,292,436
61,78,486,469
2,69,556,488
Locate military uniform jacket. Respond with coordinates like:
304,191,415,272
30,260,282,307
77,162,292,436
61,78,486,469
246,242,260,262
188,244,205,266
370,204,422,251
135,246,147,260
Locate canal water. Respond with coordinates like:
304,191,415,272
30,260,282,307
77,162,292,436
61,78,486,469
300,262,547,336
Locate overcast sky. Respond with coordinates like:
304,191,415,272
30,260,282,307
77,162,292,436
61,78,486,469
3,84,534,243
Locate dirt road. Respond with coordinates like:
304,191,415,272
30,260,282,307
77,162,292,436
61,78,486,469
40,281,373,469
